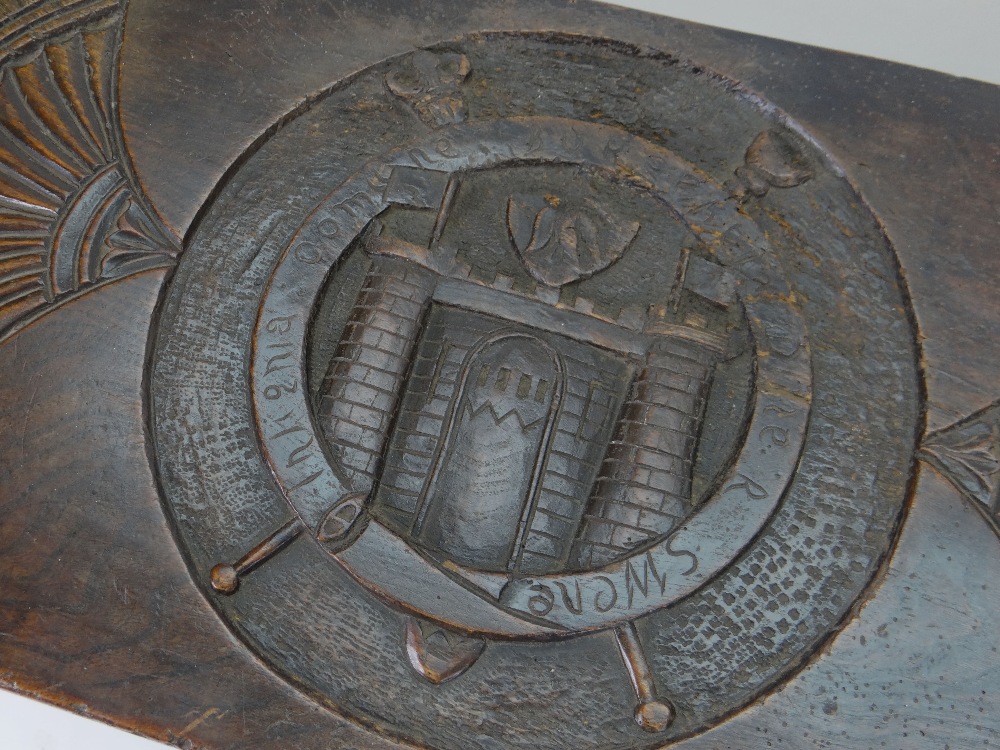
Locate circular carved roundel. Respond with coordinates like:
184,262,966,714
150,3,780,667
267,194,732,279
151,34,921,750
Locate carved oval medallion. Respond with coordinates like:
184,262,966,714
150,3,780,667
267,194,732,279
151,34,921,749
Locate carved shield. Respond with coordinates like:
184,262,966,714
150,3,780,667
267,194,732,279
507,193,640,287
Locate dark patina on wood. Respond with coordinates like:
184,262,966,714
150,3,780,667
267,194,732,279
0,1,997,749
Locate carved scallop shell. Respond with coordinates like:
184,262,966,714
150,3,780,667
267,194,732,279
0,8,176,342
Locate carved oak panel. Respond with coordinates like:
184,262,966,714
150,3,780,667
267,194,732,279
0,2,997,749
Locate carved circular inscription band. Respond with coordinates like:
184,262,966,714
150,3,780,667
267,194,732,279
253,116,811,636
151,35,920,750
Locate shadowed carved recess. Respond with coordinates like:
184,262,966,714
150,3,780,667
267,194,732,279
920,401,1000,533
0,0,177,343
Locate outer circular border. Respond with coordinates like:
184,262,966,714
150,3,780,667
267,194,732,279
149,34,923,749
253,116,811,638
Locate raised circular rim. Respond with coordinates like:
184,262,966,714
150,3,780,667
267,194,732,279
149,35,923,747
252,116,812,638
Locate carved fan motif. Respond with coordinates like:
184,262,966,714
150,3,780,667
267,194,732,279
920,401,1000,526
0,10,177,342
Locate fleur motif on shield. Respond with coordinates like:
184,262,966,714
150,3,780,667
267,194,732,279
506,194,640,288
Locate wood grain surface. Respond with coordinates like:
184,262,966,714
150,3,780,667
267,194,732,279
0,1,997,748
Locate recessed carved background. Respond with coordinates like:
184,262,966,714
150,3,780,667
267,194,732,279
150,34,921,749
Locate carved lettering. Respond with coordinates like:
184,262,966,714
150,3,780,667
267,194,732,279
272,424,308,440
436,136,459,158
287,435,316,468
317,217,340,238
370,169,392,192
273,409,296,425
286,470,323,493
265,350,295,376
293,242,321,264
323,189,386,234
264,380,299,400
763,403,796,417
625,553,668,608
265,315,296,334
527,583,555,617
402,146,438,169
554,580,584,615
759,424,789,445
337,191,380,218
724,473,769,500
594,576,618,613
665,536,699,576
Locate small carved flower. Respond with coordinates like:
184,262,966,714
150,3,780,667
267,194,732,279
385,51,472,128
